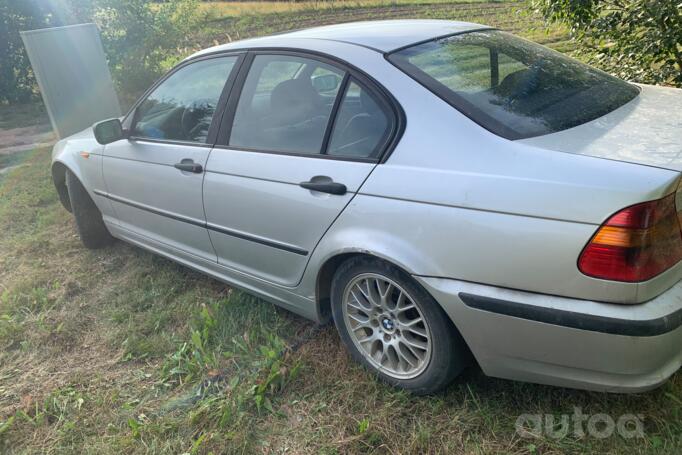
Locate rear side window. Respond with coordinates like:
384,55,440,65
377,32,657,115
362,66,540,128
133,56,237,143
327,80,391,159
388,30,639,140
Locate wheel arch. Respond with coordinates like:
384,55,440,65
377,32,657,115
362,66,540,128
51,160,72,212
314,250,445,326
308,230,439,324
315,250,477,381
51,141,104,214
315,252,367,324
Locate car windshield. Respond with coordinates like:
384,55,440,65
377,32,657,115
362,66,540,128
388,29,639,140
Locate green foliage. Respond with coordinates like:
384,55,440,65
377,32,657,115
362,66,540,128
0,0,53,104
93,0,206,106
0,0,204,106
162,304,220,382
250,338,300,414
532,0,682,86
0,416,14,436
357,417,370,434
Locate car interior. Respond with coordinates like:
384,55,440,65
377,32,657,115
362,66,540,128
327,83,390,158
133,58,234,143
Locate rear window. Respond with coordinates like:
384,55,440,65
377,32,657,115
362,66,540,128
388,30,639,140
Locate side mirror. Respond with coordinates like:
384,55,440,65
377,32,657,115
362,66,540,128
312,73,341,93
93,118,126,145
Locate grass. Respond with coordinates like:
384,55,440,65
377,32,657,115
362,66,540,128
1,156,681,454
0,1,680,453
200,0,507,18
188,1,573,57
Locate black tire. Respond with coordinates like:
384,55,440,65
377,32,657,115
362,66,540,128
65,170,115,249
331,256,470,395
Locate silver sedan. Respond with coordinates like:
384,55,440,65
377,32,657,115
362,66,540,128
51,20,682,394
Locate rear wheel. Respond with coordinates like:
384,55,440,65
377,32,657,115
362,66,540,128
65,170,114,249
331,256,469,394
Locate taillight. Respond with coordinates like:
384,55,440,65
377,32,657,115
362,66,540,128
578,193,682,282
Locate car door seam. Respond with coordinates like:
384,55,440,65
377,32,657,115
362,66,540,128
99,145,121,226
292,160,382,287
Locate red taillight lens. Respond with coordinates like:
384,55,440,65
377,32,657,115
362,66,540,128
578,193,682,282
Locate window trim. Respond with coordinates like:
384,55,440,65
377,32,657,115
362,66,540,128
319,72,350,155
325,76,396,159
386,30,523,140
121,52,246,147
212,48,404,163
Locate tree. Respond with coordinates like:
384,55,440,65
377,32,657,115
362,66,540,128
94,0,205,106
0,1,56,104
532,0,682,87
0,0,203,105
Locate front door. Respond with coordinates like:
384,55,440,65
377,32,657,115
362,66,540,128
102,55,241,261
203,52,396,286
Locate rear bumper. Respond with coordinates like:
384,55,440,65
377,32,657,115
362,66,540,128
416,276,682,393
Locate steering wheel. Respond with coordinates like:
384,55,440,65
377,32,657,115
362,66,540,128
181,99,215,141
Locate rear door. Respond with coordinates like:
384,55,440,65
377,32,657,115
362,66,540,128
102,54,242,261
203,51,398,285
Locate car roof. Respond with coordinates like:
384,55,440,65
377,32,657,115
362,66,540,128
188,20,488,59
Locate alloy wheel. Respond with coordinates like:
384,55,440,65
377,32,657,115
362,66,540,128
342,273,432,379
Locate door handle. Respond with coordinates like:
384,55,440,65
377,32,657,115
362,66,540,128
174,159,203,174
299,179,347,195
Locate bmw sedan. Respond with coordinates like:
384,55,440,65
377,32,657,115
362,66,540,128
51,20,682,394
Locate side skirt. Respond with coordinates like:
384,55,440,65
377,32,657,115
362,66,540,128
105,222,320,322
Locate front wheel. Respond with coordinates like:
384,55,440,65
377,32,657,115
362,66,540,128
331,257,470,394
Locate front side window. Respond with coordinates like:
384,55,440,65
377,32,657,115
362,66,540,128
133,56,238,143
388,30,639,139
229,55,344,155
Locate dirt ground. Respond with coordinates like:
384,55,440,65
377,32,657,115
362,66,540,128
0,102,54,163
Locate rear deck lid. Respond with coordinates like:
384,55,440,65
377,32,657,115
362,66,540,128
520,85,682,171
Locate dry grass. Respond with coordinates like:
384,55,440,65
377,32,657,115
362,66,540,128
0,151,680,454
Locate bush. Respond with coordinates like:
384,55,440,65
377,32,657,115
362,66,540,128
0,1,52,104
94,0,206,107
532,0,682,87
0,0,205,106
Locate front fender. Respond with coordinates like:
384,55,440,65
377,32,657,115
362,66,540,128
50,127,111,217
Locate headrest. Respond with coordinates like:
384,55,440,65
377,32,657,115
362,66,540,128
270,78,320,112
